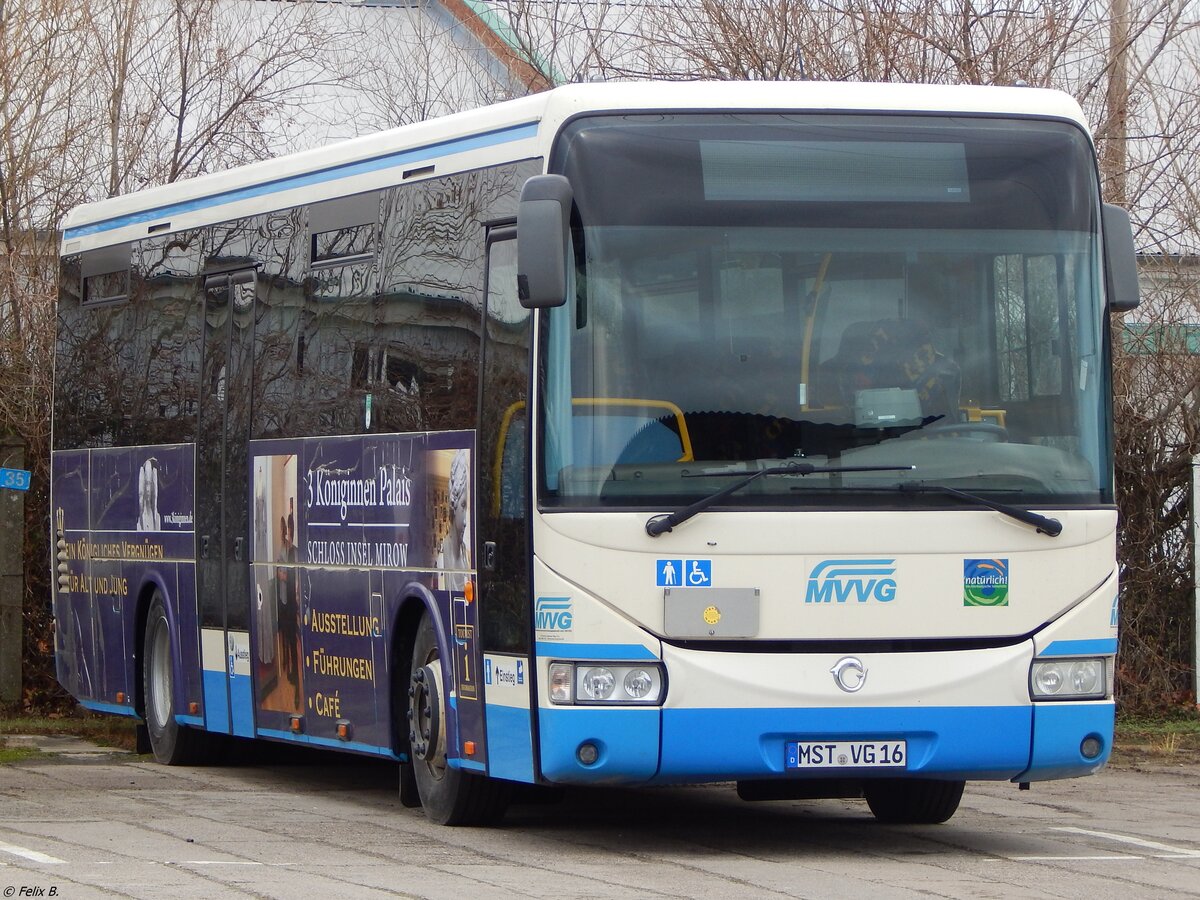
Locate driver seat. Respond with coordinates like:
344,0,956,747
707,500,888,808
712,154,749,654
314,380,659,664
822,318,961,424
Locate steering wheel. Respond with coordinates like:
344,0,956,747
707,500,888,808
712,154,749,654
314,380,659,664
898,421,1008,442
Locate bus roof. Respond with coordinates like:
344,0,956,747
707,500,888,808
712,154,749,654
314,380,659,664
61,80,1090,255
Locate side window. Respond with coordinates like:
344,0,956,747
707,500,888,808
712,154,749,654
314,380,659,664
994,254,1074,403
55,240,203,449
375,173,490,433
478,233,531,653
56,251,124,448
81,243,131,307
480,237,525,519
294,193,381,436
250,208,309,439
130,233,205,444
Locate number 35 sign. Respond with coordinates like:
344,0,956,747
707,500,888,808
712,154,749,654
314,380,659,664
0,467,31,492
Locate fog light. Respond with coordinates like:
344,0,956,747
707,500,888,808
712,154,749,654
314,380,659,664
1080,735,1103,759
577,742,599,765
1035,663,1064,695
624,668,654,699
1071,660,1103,695
580,667,616,701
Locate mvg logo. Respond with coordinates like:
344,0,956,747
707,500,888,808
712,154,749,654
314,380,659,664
535,597,573,630
805,559,897,604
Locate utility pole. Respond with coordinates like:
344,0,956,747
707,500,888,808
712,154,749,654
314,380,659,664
1105,0,1130,206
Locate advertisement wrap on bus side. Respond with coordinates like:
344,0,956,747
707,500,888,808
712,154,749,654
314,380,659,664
248,430,483,758
52,433,486,762
51,444,200,714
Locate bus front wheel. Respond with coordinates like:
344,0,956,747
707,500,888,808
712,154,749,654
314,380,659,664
864,778,965,824
405,611,510,825
142,592,212,765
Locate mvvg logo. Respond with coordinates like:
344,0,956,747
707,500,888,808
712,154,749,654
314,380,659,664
535,597,573,630
805,559,897,604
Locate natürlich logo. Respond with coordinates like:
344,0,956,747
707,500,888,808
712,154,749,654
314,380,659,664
805,559,897,604
963,558,1009,606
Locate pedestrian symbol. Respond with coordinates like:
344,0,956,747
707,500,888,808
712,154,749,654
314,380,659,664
658,559,712,587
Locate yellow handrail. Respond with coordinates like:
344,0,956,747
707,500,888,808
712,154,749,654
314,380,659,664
491,397,694,516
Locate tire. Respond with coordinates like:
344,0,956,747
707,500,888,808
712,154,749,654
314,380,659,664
405,610,511,825
143,592,214,765
864,778,965,824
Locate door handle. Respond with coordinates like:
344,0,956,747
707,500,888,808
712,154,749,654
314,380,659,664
201,535,210,559
234,536,244,562
483,541,497,571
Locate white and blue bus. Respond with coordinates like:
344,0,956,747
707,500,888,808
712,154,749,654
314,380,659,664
53,81,1138,825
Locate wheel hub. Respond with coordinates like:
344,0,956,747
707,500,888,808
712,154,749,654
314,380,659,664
408,663,444,764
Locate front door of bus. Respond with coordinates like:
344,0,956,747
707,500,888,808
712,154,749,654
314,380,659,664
197,266,256,737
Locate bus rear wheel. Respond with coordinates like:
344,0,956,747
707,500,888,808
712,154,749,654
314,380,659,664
143,592,213,765
405,611,510,825
864,778,965,824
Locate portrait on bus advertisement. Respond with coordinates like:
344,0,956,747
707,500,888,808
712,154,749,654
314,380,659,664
428,446,472,591
251,454,302,713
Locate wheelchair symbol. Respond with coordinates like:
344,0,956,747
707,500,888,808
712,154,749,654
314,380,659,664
686,559,711,586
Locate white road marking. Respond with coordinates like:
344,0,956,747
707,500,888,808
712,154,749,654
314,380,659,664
0,840,67,864
1052,826,1200,858
1008,855,1142,861
181,861,264,865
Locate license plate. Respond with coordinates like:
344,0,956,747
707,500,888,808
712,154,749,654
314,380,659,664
786,740,907,769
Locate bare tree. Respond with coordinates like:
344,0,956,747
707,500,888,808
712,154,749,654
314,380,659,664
0,0,99,707
340,3,519,132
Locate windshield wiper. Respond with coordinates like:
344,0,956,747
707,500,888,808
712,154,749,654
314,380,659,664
644,462,914,537
897,483,1062,537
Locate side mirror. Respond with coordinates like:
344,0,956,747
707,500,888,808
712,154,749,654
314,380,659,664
517,175,573,309
1102,203,1139,313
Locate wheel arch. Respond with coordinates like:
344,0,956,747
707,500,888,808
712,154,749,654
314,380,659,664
132,572,175,720
389,582,447,756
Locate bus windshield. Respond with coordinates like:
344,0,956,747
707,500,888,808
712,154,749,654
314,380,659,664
538,113,1109,510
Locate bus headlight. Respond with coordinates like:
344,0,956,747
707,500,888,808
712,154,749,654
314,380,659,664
581,667,616,701
1030,657,1109,700
547,661,666,705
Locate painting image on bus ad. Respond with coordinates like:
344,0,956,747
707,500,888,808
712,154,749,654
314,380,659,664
248,431,475,735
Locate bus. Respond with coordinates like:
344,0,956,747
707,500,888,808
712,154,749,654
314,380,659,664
53,81,1139,826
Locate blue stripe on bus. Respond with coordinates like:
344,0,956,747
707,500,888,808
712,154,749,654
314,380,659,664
229,673,254,738
175,714,204,727
535,642,659,660
450,757,487,772
202,669,230,734
1039,639,1118,657
539,705,661,783
64,121,541,240
256,728,400,758
79,699,139,718
654,705,1036,783
485,704,536,783
1019,701,1114,782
